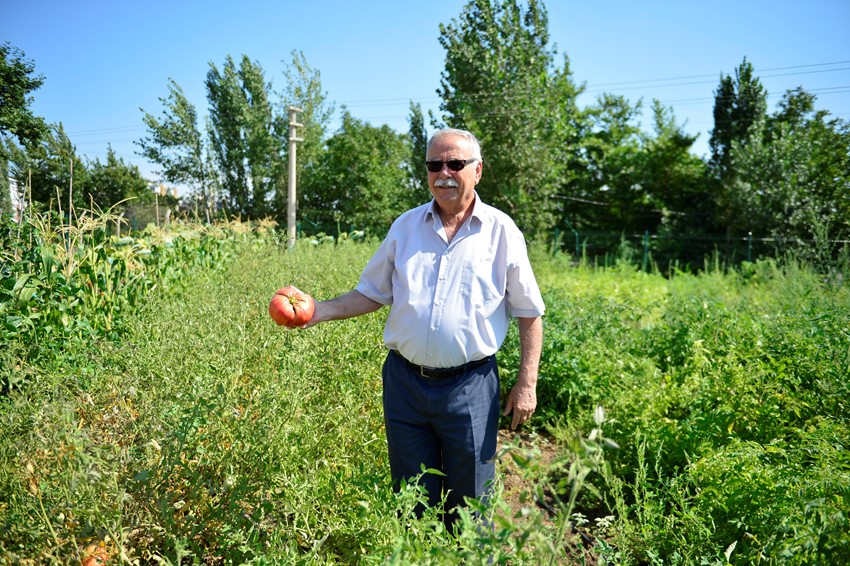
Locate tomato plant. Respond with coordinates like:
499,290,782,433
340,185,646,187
268,286,315,327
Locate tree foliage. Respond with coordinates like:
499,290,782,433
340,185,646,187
0,54,151,222
1,42,48,217
407,102,429,198
136,79,212,219
6,125,150,216
566,94,644,233
0,42,47,148
727,88,850,246
709,58,767,183
17,124,88,212
436,0,583,237
6,10,847,269
276,50,335,221
299,111,412,235
87,146,152,209
639,101,711,262
206,55,280,219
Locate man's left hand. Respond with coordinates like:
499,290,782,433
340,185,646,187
503,381,537,430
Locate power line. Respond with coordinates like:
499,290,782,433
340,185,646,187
586,60,850,89
66,125,146,137
347,84,850,127
572,67,850,96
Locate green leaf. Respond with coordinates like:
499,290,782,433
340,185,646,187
12,273,31,293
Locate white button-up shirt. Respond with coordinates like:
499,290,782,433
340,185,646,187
356,193,545,368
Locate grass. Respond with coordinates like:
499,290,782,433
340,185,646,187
1,221,848,564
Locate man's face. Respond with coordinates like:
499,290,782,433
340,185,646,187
426,134,482,215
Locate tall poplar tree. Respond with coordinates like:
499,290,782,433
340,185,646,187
709,58,766,183
206,55,278,219
406,101,429,205
436,0,583,237
708,58,767,235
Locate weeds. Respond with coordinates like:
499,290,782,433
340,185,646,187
1,224,848,564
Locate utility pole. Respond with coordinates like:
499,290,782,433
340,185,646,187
287,106,304,248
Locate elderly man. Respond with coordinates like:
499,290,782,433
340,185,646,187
301,128,544,528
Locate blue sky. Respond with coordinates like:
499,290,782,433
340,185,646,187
3,0,849,185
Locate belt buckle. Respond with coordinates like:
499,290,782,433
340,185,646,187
419,365,430,378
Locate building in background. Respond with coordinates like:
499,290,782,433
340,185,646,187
147,181,178,199
7,177,25,222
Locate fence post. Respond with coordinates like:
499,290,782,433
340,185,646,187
563,218,580,262
642,230,650,272
747,232,753,262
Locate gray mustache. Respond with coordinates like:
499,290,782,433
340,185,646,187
434,178,459,188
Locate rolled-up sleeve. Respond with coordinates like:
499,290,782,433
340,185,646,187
356,233,396,306
505,231,546,318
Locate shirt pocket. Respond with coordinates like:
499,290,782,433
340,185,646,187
461,258,503,308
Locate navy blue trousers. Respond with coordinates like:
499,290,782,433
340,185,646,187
382,349,500,524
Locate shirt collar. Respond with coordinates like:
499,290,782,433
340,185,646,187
426,191,485,222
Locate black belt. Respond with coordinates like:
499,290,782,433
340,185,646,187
392,350,493,380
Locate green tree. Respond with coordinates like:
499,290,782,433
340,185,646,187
0,42,48,218
639,100,711,265
300,111,411,235
13,123,88,213
770,86,815,128
87,146,152,210
708,58,768,238
277,50,335,225
565,93,644,234
436,0,584,237
0,42,47,148
206,55,279,219
727,88,850,251
136,79,212,220
709,58,767,184
406,101,429,207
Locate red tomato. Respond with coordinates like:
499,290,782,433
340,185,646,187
81,548,108,566
269,286,316,327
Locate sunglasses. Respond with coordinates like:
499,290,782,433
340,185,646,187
424,158,477,173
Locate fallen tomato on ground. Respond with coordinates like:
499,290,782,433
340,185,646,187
269,286,316,327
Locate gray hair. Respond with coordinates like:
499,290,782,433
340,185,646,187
427,128,483,162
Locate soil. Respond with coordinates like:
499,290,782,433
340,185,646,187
497,428,559,510
496,429,610,565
